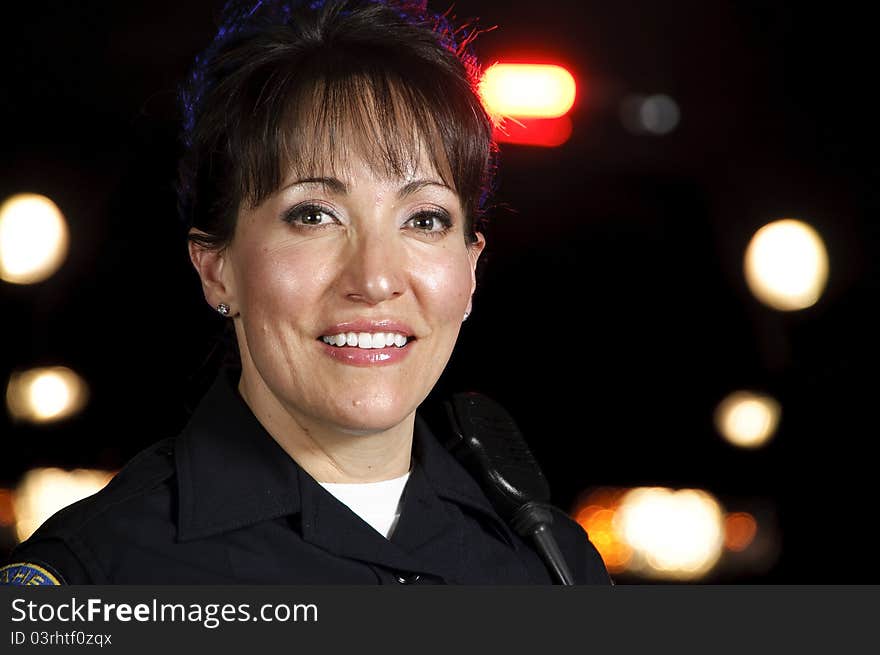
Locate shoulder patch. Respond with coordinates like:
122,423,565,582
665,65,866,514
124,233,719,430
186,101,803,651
0,562,63,586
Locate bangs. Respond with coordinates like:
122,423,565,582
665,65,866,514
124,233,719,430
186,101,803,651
283,76,452,191
236,57,491,229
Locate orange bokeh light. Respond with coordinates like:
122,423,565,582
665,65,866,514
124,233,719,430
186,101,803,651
573,490,632,573
724,512,758,552
0,488,14,527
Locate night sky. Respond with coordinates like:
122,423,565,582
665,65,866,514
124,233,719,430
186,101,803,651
3,1,878,582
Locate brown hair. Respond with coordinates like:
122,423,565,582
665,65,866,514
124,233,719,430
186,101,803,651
177,0,497,250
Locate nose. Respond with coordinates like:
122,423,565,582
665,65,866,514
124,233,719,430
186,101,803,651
340,231,406,305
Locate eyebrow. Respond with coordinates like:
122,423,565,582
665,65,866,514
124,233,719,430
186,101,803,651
283,177,348,194
282,177,452,197
398,179,453,198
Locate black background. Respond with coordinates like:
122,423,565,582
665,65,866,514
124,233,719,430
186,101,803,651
2,1,878,582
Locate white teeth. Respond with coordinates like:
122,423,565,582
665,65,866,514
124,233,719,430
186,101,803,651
321,331,410,348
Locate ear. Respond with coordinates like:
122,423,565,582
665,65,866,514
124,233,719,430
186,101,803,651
188,231,235,313
466,232,486,314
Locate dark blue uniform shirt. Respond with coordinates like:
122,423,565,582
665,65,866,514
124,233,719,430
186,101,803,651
2,370,611,585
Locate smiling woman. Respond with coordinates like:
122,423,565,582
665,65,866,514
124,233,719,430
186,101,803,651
202,149,484,483
1,0,610,586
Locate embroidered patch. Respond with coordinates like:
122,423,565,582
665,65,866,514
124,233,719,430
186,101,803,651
0,562,62,586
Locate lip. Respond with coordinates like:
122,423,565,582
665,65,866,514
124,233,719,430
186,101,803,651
318,339,414,367
317,319,416,338
316,318,417,368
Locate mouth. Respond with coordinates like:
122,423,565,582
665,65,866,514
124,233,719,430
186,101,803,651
318,331,414,349
315,320,418,367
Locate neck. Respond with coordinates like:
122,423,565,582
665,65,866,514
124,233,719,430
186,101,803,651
237,370,414,484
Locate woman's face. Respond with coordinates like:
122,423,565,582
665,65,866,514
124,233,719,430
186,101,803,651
205,151,484,435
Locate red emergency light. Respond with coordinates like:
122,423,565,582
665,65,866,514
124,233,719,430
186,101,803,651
479,63,578,147
494,116,573,148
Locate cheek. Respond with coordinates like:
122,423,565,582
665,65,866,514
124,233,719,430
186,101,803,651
235,242,337,320
411,247,473,319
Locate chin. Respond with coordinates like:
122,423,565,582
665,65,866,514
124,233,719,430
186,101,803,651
323,392,417,435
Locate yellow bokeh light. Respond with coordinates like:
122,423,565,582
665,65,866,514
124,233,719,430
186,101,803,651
575,487,744,580
479,63,576,118
0,193,69,284
617,487,725,580
6,366,89,424
13,468,114,542
714,390,781,448
744,218,829,310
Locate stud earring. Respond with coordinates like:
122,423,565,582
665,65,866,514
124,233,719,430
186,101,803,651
217,303,230,316
463,311,470,322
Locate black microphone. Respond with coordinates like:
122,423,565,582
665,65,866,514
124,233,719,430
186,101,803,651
439,392,575,585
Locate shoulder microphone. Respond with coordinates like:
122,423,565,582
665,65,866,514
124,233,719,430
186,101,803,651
439,392,575,585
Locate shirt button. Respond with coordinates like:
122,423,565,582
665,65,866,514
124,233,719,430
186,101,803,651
395,573,421,585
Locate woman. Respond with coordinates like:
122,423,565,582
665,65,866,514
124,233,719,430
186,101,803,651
1,0,610,585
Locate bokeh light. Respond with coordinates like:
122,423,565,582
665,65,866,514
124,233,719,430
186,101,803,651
616,487,725,579
13,468,114,542
714,390,781,448
573,489,632,574
493,116,574,147
0,488,15,527
575,486,729,580
744,218,829,310
479,63,577,118
724,512,758,552
0,193,69,284
620,94,681,135
6,366,89,424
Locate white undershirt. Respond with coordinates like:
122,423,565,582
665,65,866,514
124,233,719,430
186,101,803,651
319,471,410,539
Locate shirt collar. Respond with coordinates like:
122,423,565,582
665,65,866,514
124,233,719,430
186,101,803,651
412,412,512,532
175,368,302,541
175,369,515,551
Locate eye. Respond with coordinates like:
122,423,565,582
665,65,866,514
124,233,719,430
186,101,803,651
405,210,453,236
282,203,338,228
